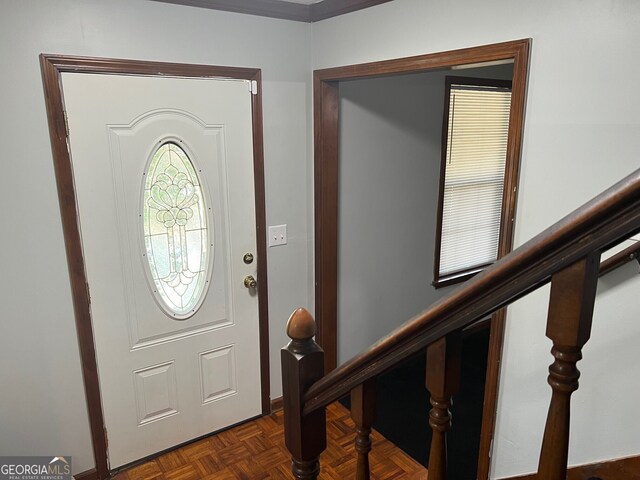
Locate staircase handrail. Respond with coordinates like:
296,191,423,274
302,168,640,417
599,240,640,276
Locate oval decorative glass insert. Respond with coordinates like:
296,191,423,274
142,141,211,318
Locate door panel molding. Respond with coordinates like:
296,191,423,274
40,54,270,479
312,39,530,480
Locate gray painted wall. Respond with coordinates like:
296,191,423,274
314,1,640,477
338,64,513,363
0,0,311,473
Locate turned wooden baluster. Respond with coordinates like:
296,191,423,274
351,378,376,480
282,308,327,480
537,252,600,480
426,330,462,480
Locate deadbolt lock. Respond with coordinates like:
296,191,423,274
244,275,257,289
243,253,254,264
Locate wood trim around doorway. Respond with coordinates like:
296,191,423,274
312,39,531,480
39,54,271,480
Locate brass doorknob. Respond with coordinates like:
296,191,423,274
244,275,257,289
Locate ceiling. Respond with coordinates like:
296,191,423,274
150,0,392,23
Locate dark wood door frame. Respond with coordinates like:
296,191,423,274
40,54,270,480
313,39,530,480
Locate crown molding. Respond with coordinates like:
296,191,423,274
309,0,390,22
149,0,393,22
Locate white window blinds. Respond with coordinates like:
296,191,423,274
437,81,512,279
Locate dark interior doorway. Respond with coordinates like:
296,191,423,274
313,39,531,479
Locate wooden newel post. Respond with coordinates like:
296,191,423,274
282,308,327,479
426,330,462,480
537,252,600,480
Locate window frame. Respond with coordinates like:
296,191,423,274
433,75,513,288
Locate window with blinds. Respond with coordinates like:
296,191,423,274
433,77,512,286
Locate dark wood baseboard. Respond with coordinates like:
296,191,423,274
74,468,97,480
503,454,640,480
270,396,283,412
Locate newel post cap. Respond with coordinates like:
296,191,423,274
286,307,316,341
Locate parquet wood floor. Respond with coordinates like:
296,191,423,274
112,402,428,479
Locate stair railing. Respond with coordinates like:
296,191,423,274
599,240,640,276
281,168,640,480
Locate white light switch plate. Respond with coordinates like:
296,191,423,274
268,224,287,247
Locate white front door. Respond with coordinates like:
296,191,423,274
62,73,262,468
